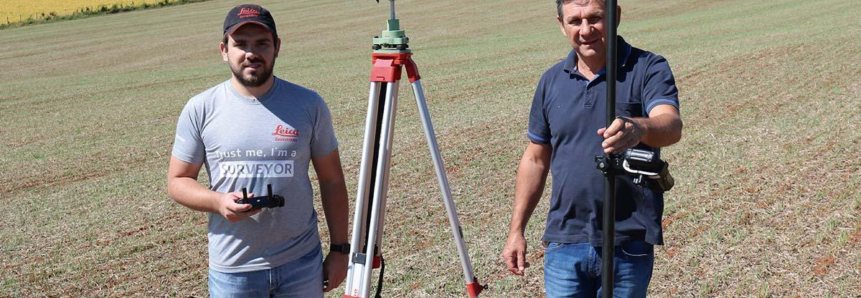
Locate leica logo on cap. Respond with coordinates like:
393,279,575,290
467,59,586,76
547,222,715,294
238,8,260,18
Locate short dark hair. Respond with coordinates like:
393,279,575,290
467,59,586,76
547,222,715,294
556,0,607,18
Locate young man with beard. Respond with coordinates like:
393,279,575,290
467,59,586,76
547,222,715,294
501,0,683,297
167,4,349,297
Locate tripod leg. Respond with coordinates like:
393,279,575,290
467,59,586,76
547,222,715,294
345,82,384,295
410,80,484,297
352,81,400,298
372,80,399,271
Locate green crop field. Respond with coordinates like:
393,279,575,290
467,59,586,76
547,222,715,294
1,0,859,296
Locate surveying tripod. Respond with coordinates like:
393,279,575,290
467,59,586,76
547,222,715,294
343,1,485,297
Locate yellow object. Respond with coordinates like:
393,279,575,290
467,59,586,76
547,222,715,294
1,0,182,24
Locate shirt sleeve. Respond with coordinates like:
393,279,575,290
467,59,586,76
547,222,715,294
527,72,551,144
643,55,680,114
310,95,339,158
172,100,206,164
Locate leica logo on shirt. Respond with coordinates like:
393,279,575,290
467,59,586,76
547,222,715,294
272,125,299,142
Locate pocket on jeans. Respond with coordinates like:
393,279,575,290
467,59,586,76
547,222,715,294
544,242,566,254
620,241,653,258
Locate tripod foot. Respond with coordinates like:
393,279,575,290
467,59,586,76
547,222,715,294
466,278,485,298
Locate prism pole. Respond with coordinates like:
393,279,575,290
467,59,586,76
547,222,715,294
601,0,619,297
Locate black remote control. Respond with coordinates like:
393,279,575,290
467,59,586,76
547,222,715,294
237,184,285,211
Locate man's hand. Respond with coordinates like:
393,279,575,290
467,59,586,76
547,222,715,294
598,117,643,154
322,251,348,292
501,232,530,275
216,191,260,222
503,143,549,276
312,149,350,292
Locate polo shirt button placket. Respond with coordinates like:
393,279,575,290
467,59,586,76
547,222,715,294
584,81,595,108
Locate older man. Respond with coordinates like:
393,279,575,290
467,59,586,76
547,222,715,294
502,0,683,296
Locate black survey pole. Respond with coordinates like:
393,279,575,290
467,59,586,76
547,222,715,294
601,0,618,297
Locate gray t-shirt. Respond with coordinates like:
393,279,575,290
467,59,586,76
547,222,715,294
172,77,338,273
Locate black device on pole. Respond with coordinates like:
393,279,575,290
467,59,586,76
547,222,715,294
602,0,618,297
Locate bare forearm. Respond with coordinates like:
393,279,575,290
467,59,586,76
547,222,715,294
320,179,349,244
632,113,683,148
509,156,549,235
168,177,219,213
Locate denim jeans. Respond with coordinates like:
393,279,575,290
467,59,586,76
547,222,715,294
544,241,654,298
208,244,323,298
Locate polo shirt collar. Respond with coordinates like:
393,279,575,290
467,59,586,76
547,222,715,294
563,36,632,74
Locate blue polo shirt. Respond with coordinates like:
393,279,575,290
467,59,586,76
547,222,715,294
527,36,679,246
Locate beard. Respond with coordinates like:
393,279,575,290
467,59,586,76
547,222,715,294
230,57,274,87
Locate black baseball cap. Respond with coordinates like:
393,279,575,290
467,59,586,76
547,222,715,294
223,4,277,39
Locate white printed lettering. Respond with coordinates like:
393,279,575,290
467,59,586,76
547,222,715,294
219,161,295,178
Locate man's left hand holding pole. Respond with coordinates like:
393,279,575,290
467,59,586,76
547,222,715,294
599,105,682,154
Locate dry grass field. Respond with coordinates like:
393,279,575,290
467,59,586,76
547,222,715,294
0,0,859,297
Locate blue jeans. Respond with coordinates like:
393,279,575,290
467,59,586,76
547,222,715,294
544,241,654,298
208,244,323,298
